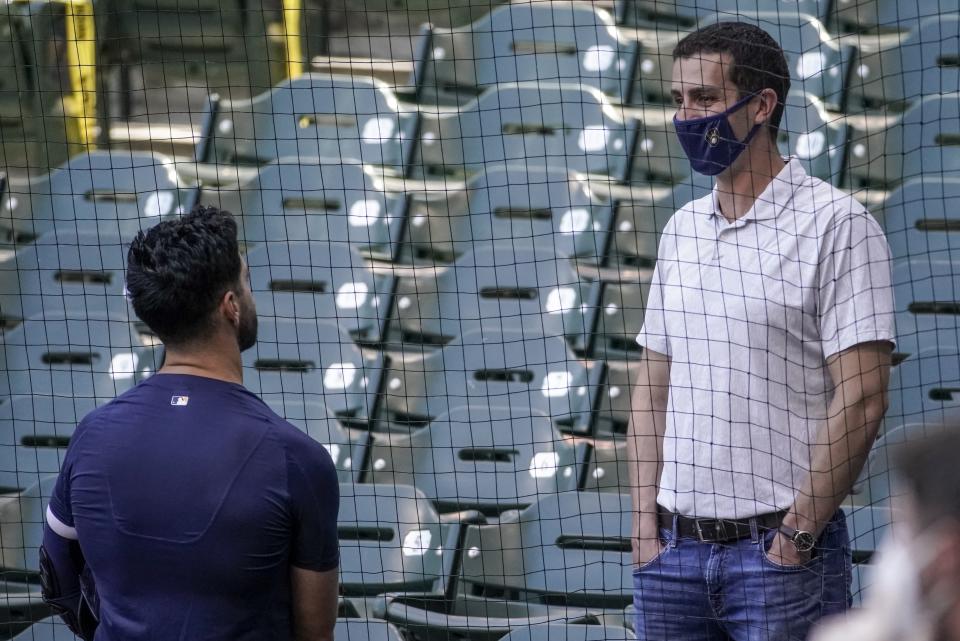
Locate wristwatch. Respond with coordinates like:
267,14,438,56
778,524,816,553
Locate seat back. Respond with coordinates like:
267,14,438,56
891,258,960,359
883,178,960,263
778,91,850,185
0,474,57,572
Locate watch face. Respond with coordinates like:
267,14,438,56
794,531,816,553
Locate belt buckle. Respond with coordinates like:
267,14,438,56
695,519,728,542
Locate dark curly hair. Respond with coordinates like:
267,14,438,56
673,21,791,141
126,205,242,346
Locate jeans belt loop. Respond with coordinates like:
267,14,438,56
749,516,760,544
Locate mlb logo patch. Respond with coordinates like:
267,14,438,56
171,396,190,407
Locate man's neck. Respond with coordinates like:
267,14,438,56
159,337,244,386
714,148,787,223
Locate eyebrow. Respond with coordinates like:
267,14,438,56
671,86,723,100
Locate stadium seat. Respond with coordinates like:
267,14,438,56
890,258,960,359
0,312,160,402
401,165,616,265
3,151,200,248
0,230,131,327
263,396,370,483
410,2,640,107
633,12,854,113
458,491,633,607
778,91,850,186
387,242,597,354
246,241,394,344
242,317,383,428
0,475,55,575
847,16,960,110
883,177,960,263
207,159,408,260
616,0,830,30
845,93,960,191
887,345,960,426
376,327,602,434
338,483,462,595
581,438,628,494
500,623,636,641
415,83,637,184
592,361,637,439
0,395,96,496
831,0,960,33
199,74,419,175
588,281,650,361
365,405,587,514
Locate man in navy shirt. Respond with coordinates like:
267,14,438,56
39,205,340,640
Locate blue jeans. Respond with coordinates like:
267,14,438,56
632,510,852,641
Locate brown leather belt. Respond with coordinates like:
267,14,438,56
657,507,786,543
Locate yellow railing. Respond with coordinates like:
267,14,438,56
282,0,304,79
60,0,97,151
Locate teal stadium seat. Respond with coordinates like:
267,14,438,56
831,0,960,33
883,177,960,263
588,280,651,362
500,624,636,641
376,327,601,434
241,317,383,428
262,396,370,484
199,75,420,176
778,91,850,186
401,165,616,265
615,0,830,29
415,83,638,184
0,395,96,495
0,312,159,402
848,16,960,110
387,242,597,353
338,483,462,596
365,405,586,514
887,344,960,425
246,241,394,344
0,230,131,327
845,93,960,191
1,151,199,250
205,159,408,260
592,361,640,438
891,258,960,360
411,2,639,107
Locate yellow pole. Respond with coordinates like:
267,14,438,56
282,0,304,79
61,0,97,150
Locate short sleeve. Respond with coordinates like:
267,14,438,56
818,211,896,358
286,438,340,572
635,218,675,356
47,418,89,528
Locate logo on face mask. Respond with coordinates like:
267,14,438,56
673,91,763,176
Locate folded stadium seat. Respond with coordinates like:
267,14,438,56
500,623,636,641
205,159,409,261
242,317,383,429
847,16,960,111
615,0,830,30
386,241,599,356
375,326,603,434
12,616,406,641
588,280,651,362
830,0,960,34
845,93,960,193
1,151,200,251
882,177,960,263
886,345,960,426
364,405,587,514
338,483,465,598
0,312,160,402
401,165,616,266
198,74,420,177
377,490,633,638
778,91,851,186
619,103,691,186
410,2,639,107
246,241,395,345
631,12,854,113
890,258,960,361
0,229,132,329
413,83,639,185
581,438,629,494
592,360,639,440
0,395,96,496
262,396,370,484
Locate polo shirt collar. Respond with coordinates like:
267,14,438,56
706,157,806,222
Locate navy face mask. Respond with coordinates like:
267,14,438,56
673,92,763,176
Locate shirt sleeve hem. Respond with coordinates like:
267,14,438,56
290,558,340,573
636,333,670,357
822,331,897,360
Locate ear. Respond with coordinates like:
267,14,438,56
754,88,778,125
219,288,241,327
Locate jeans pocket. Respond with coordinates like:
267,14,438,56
633,528,672,573
759,530,822,573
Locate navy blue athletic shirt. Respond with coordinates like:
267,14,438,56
48,373,340,640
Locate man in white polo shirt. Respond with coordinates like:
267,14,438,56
630,21,895,641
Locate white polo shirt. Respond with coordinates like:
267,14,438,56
636,158,895,520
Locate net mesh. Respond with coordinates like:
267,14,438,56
0,0,956,638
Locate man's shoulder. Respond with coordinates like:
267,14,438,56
794,174,877,231
662,191,712,237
